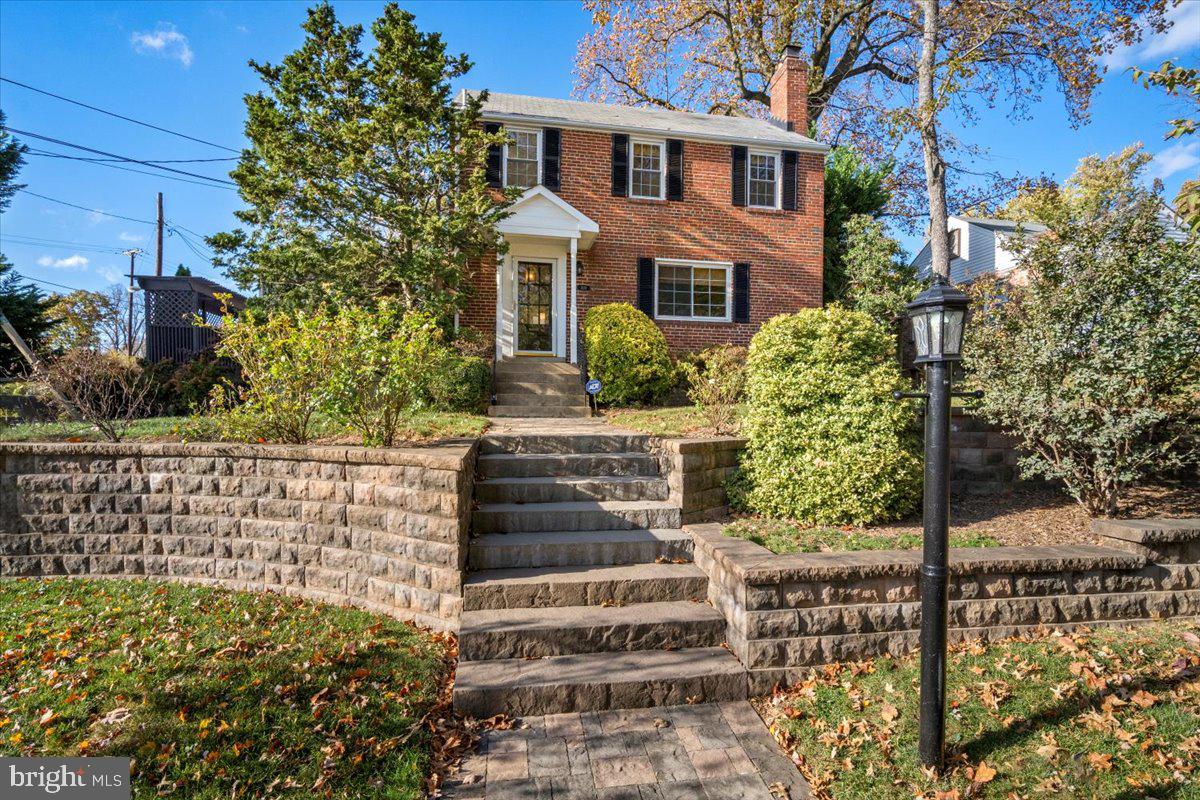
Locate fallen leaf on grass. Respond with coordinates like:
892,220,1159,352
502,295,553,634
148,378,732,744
1088,752,1114,772
970,761,998,784
1130,689,1158,708
879,702,899,723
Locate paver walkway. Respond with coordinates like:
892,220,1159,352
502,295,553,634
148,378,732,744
442,701,810,799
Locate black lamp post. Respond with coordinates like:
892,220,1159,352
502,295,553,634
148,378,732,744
905,273,970,770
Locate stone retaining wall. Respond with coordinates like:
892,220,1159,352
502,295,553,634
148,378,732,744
689,520,1200,691
0,441,477,631
658,437,745,525
947,411,1039,496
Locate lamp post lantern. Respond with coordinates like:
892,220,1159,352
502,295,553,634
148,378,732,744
905,273,970,770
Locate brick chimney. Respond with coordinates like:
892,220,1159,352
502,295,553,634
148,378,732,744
769,45,808,133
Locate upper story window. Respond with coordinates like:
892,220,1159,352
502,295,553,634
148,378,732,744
630,140,665,200
655,259,732,322
748,150,780,208
504,128,541,188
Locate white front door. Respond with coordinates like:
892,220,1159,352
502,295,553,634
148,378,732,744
496,242,568,359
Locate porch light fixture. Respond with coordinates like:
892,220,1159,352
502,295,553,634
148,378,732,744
907,274,969,364
902,272,973,771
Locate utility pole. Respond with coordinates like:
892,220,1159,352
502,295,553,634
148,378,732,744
155,192,164,276
123,248,142,357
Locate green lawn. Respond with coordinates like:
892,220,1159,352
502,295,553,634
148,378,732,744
724,517,1000,553
0,579,452,799
0,411,488,445
603,404,743,437
763,622,1200,799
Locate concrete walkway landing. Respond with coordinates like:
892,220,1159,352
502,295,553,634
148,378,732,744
442,701,810,799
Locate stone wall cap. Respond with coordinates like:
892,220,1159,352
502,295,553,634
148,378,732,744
0,440,477,470
688,522,1146,583
659,437,748,454
1092,518,1200,544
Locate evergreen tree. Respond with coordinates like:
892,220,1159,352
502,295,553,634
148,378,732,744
0,111,27,213
175,263,192,276
823,147,892,304
211,3,510,318
0,255,56,376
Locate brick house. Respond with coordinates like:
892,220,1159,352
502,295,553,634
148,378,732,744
459,47,827,367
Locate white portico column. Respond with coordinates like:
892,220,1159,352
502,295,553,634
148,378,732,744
569,236,579,364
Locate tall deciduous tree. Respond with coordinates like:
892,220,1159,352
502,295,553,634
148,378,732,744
211,3,510,318
576,0,1170,224
1132,60,1200,233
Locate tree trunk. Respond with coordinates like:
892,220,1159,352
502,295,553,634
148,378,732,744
918,0,950,280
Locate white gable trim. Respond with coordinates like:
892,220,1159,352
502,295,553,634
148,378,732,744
496,186,599,250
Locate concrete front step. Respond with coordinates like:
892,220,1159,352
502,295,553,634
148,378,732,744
463,563,708,610
477,452,660,479
494,393,584,407
496,360,580,377
495,377,583,394
459,600,727,660
473,500,682,533
453,647,748,716
480,434,654,456
488,405,592,418
474,476,669,504
468,529,694,569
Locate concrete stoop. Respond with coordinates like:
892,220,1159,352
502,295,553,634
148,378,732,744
488,358,592,419
454,429,747,717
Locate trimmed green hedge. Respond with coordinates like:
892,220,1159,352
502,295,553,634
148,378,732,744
740,307,921,525
583,303,673,405
428,355,491,413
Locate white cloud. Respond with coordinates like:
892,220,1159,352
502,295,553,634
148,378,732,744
131,22,194,68
119,231,146,242
99,266,124,284
1106,1,1200,70
36,254,90,270
86,209,110,225
1151,140,1200,180
236,25,249,34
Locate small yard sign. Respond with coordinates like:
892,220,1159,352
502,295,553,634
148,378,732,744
585,379,602,395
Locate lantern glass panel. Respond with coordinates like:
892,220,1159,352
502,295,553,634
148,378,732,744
928,309,944,356
912,309,930,356
943,309,965,356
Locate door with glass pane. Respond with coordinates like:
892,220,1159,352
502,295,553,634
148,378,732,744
516,260,554,353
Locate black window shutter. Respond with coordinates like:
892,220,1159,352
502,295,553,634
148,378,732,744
543,128,561,190
637,257,655,316
731,146,747,207
612,134,629,197
733,263,751,323
485,122,503,188
782,151,798,211
666,139,684,201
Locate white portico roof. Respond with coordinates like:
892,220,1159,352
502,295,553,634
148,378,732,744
496,186,599,250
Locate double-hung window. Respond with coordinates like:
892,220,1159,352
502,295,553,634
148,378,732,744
655,260,732,322
748,150,780,209
630,139,665,199
504,128,541,188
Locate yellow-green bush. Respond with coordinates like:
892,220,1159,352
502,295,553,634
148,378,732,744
741,307,921,525
583,303,673,405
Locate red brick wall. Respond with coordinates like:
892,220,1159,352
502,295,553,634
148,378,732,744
460,128,824,354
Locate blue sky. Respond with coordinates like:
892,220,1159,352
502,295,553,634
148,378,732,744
1,0,1197,297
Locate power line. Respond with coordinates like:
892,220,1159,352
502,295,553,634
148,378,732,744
27,148,237,164
1,238,128,256
0,76,241,153
11,271,90,293
2,232,133,249
25,148,239,190
15,190,157,225
3,127,238,187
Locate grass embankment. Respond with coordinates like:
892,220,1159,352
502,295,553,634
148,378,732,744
762,622,1200,800
724,517,1000,553
0,579,453,799
0,411,488,445
603,405,742,438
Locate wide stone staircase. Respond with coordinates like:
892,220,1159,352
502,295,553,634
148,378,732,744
453,431,747,716
488,358,592,419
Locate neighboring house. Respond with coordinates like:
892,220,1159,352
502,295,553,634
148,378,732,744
459,46,828,362
912,206,1191,285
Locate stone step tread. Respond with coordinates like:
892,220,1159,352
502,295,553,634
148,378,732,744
494,395,584,407
475,499,679,514
488,405,591,418
461,599,724,633
464,562,705,590
476,476,666,487
478,452,657,464
453,647,747,715
471,529,692,547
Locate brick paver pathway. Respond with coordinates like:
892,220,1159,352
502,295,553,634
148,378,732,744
442,701,810,799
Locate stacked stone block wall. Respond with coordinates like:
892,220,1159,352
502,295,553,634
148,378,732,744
689,521,1200,691
0,442,476,631
947,411,1038,496
659,437,745,524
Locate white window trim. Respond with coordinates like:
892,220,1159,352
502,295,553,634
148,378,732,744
629,138,666,200
502,127,542,189
653,258,734,323
747,149,781,209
